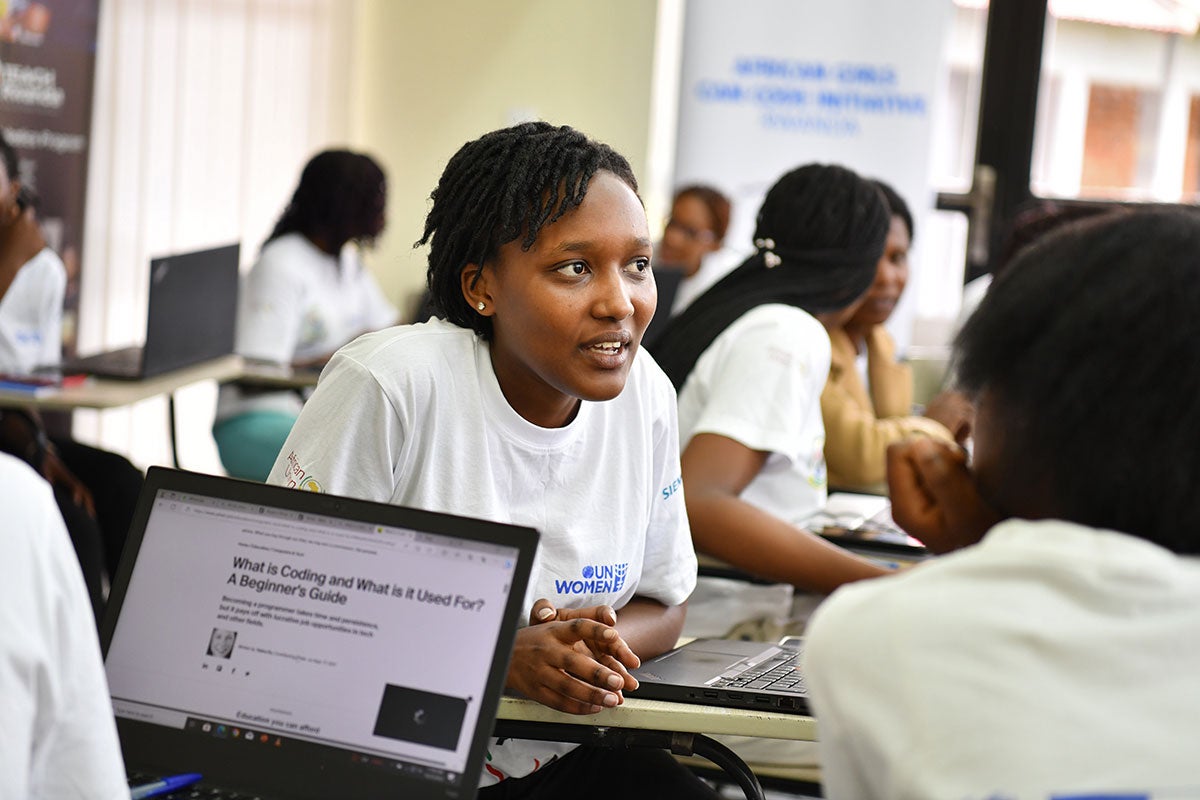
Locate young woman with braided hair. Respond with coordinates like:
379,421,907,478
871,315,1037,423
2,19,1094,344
268,122,718,798
214,149,398,481
651,163,894,643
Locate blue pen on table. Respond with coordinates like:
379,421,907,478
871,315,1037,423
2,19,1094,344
130,772,203,799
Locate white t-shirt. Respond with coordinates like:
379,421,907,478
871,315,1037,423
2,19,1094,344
676,304,831,638
804,518,1200,800
0,247,65,373
266,318,697,786
0,453,127,799
217,233,398,419
677,303,830,523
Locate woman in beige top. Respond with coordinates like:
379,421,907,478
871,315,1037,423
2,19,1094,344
821,179,972,492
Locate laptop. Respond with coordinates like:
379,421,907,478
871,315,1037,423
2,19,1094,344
100,467,538,800
629,637,809,714
64,243,240,379
804,493,930,564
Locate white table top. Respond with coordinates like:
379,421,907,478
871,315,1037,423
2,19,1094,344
0,355,245,410
496,695,817,742
0,355,321,411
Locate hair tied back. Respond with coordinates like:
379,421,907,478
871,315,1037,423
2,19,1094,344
755,237,781,269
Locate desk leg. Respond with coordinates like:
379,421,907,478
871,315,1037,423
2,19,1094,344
167,394,179,468
492,720,766,800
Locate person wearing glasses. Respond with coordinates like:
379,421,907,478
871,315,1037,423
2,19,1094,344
657,185,742,317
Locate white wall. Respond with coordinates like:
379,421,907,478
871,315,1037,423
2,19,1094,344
74,0,355,473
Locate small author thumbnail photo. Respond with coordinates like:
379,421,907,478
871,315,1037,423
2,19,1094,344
207,627,237,659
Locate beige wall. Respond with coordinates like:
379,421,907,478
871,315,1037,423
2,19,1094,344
350,0,660,318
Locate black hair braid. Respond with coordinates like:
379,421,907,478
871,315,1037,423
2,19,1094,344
416,121,637,339
649,163,889,388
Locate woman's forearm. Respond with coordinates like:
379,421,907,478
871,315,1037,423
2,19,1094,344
688,489,890,594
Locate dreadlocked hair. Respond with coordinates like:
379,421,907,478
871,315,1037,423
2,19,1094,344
650,163,889,389
416,121,638,339
267,149,387,250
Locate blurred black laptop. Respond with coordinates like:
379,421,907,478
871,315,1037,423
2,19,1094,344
63,243,239,379
101,467,538,800
806,493,930,563
629,637,809,714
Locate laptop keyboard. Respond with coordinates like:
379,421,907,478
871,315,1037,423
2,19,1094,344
712,651,807,694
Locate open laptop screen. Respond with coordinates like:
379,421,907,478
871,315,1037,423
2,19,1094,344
102,468,536,800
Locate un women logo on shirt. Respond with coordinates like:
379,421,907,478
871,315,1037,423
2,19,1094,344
554,563,628,596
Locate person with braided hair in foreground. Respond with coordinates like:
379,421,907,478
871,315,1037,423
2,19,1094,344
804,206,1200,798
267,122,718,799
651,163,894,645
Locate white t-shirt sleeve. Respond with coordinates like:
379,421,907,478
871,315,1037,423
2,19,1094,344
267,348,403,502
687,307,829,461
0,455,127,800
638,363,698,607
236,246,305,364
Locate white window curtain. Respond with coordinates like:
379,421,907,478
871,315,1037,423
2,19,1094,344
73,0,354,473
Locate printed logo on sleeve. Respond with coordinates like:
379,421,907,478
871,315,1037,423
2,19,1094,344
282,451,322,492
554,563,628,596
661,475,683,501
805,436,827,489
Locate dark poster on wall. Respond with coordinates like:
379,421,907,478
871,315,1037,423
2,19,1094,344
0,0,100,357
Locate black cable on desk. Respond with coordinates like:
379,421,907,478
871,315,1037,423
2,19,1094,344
491,721,766,800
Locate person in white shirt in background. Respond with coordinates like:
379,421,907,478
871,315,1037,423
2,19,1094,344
214,149,398,481
650,164,895,643
804,206,1200,799
0,130,142,620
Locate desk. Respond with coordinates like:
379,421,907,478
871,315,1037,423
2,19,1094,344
235,360,322,391
0,354,245,411
494,695,817,800
0,355,312,466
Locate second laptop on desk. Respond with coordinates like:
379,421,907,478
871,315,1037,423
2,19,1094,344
62,243,240,380
629,495,931,716
629,637,809,714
